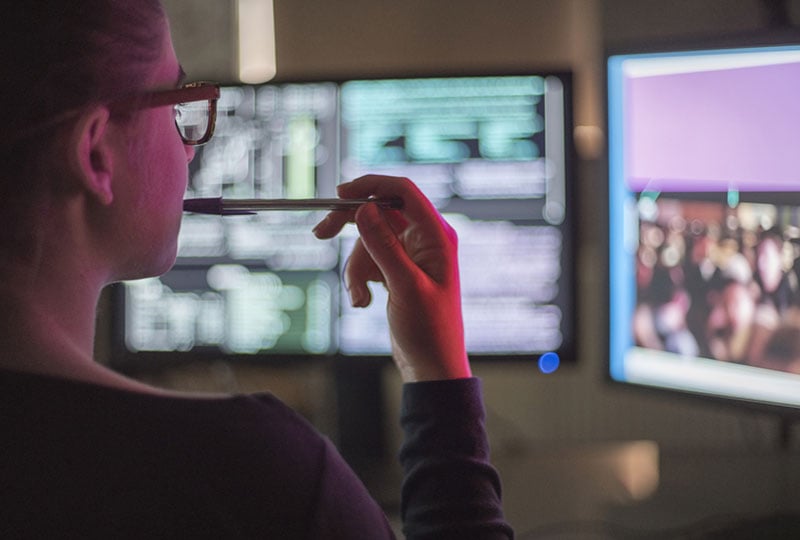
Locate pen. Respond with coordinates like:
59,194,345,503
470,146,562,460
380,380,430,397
183,197,404,215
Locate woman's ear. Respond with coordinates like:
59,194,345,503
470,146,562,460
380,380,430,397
68,105,115,206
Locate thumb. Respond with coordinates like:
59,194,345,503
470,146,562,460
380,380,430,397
354,202,416,290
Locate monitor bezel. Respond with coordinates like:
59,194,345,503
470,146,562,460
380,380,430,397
603,30,800,418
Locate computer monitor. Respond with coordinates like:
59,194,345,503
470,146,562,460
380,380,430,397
110,72,576,371
607,35,800,413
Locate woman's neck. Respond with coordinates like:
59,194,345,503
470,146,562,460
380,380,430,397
0,271,96,366
0,199,179,395
0,283,177,394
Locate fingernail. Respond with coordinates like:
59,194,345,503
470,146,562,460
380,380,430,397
311,215,328,236
350,288,367,307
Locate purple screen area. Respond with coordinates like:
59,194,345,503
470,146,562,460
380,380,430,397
625,62,800,192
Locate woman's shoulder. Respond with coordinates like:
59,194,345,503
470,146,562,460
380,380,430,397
1,366,335,493
0,368,351,538
0,367,328,457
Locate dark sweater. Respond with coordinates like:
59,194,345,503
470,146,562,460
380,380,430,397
0,369,512,539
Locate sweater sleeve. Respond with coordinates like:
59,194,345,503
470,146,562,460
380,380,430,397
399,378,514,540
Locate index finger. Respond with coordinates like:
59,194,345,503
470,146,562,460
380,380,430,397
337,175,445,231
312,199,409,241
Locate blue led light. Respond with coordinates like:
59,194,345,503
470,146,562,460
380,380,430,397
538,352,560,374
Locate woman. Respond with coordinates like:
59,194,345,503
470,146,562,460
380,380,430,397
0,2,512,538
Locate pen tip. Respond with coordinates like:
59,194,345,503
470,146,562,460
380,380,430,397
183,197,222,215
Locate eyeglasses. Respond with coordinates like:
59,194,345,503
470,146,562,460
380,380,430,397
1,81,220,146
115,81,220,146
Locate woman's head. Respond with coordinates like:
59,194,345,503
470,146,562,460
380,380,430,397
0,1,195,281
1,1,167,201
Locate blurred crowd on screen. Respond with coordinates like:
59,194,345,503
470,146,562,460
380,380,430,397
633,197,800,375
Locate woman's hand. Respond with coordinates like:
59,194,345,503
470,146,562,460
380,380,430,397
313,175,471,382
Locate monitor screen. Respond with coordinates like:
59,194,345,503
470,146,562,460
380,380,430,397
111,73,575,369
607,39,800,411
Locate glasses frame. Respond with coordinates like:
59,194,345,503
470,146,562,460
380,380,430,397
112,81,221,146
